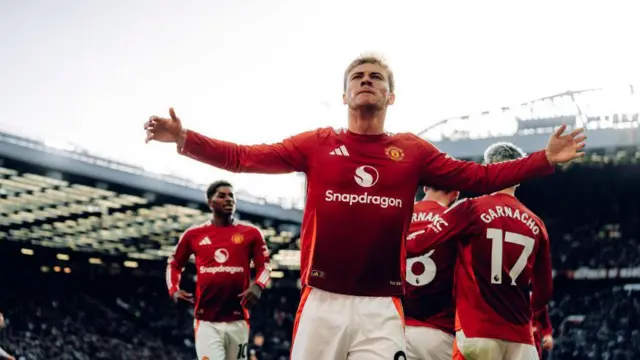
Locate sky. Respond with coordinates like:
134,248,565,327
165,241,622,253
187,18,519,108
1,0,638,208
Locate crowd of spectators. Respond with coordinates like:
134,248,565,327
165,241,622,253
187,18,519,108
549,285,640,359
517,163,640,271
2,277,640,360
0,273,300,360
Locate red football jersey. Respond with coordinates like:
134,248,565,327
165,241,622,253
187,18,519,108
404,200,455,334
166,221,270,322
179,127,554,297
417,193,553,344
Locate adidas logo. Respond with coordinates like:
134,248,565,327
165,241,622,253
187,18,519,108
199,237,212,246
329,145,350,156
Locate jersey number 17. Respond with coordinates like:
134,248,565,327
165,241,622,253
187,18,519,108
486,228,535,286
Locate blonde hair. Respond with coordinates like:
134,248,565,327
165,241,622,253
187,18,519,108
343,53,395,93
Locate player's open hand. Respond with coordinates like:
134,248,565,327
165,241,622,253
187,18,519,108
239,284,262,308
542,335,554,350
545,124,586,165
172,289,194,304
144,107,184,144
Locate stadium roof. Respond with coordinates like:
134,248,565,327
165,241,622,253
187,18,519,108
420,86,640,159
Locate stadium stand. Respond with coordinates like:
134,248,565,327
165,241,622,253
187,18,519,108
0,130,303,359
0,131,302,268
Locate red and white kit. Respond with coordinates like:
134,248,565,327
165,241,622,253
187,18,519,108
179,127,554,360
167,221,270,360
404,200,456,360
416,193,553,360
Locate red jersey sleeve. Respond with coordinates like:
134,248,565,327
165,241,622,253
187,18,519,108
534,306,553,336
414,135,555,194
531,223,553,312
415,198,474,254
251,227,271,289
166,229,194,297
178,129,317,173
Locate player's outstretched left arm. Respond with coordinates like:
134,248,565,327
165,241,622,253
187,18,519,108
239,228,271,308
415,124,586,194
414,199,473,255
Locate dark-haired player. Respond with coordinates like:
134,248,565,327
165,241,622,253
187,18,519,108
145,53,583,359
416,143,553,360
404,187,459,360
166,181,271,360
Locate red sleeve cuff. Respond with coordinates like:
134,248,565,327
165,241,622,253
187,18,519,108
176,129,191,155
532,150,555,176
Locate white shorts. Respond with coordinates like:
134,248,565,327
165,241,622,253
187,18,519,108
291,287,406,360
194,319,249,360
454,330,538,360
406,326,453,360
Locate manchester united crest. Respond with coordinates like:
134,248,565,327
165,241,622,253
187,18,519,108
231,233,244,244
385,146,405,161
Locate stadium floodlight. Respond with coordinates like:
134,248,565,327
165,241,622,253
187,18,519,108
270,271,285,279
56,253,70,261
20,248,34,255
88,258,103,265
63,267,71,274
123,260,138,268
53,266,61,272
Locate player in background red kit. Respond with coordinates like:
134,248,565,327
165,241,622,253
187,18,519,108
144,54,585,360
416,142,554,360
166,181,271,360
404,187,459,360
532,305,553,358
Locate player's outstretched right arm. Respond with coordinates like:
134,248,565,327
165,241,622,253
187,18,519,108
144,108,314,174
166,229,195,304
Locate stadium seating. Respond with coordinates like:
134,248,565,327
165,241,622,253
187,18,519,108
0,164,300,269
550,285,640,359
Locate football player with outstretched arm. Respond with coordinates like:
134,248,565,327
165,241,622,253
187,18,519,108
146,54,583,360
